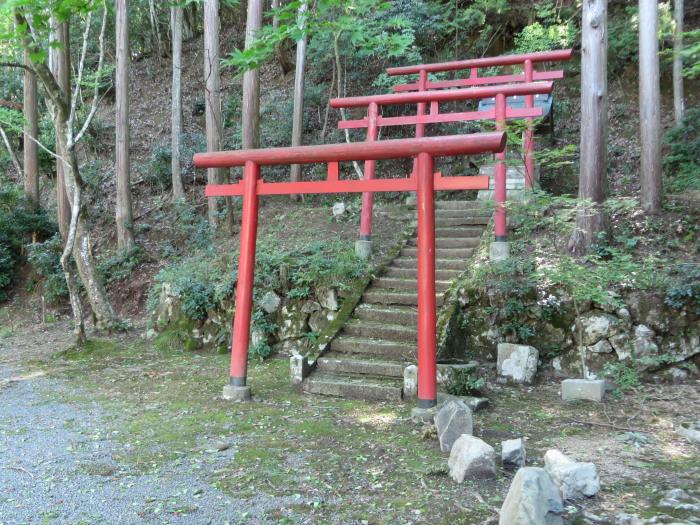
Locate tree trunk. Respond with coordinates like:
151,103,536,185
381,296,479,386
51,19,71,240
242,0,263,149
171,6,185,200
0,125,22,179
23,47,39,210
289,0,308,191
639,0,662,213
148,0,163,59
203,0,224,227
115,0,136,250
569,0,608,254
673,0,684,126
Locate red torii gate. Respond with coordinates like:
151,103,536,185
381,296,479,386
330,81,554,248
195,133,506,408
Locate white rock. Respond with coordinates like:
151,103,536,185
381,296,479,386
448,435,496,482
544,449,600,500
499,467,564,525
575,312,621,346
633,324,659,358
403,365,417,398
497,343,539,384
588,340,614,353
435,400,473,453
318,287,339,311
501,438,526,468
332,202,346,216
259,291,281,314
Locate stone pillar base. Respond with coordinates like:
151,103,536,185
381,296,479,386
355,239,373,260
222,384,252,401
489,241,510,262
290,355,311,386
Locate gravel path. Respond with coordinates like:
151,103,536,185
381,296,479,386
0,333,290,525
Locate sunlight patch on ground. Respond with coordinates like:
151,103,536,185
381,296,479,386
348,408,400,428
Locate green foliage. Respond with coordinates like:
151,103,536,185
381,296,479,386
141,143,172,190
602,361,640,395
446,367,486,397
26,233,69,304
0,184,55,302
664,263,700,315
514,21,576,53
681,29,700,79
98,246,147,285
663,107,700,192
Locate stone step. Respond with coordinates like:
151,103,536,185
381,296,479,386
343,320,417,343
477,189,530,201
390,257,466,270
435,217,490,227
407,237,480,249
479,164,526,177
302,373,403,402
353,304,418,325
434,226,484,237
316,355,407,377
330,335,416,360
372,277,451,292
435,200,488,210
434,208,492,218
384,267,463,280
362,289,445,307
400,246,474,259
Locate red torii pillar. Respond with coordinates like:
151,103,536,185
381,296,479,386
194,133,506,406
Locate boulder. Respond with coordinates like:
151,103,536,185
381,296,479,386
497,343,539,384
632,324,659,358
502,438,526,469
259,291,281,314
435,400,473,453
279,304,309,340
561,379,606,402
308,310,337,333
499,467,564,525
317,287,340,311
448,435,497,482
587,340,614,353
544,449,600,500
610,333,633,360
574,311,621,346
332,202,346,217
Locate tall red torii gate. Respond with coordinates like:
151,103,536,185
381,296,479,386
195,133,506,408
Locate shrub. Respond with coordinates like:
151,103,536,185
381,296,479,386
665,263,700,315
98,246,147,284
26,234,69,304
0,185,55,301
446,368,486,397
663,107,700,192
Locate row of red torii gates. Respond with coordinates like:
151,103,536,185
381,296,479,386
194,49,573,408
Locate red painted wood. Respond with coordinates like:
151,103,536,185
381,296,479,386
524,59,535,189
330,81,553,109
494,94,507,241
360,102,380,240
392,70,564,92
195,133,505,169
386,49,574,75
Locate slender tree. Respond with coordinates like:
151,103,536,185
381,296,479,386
23,47,39,210
242,0,263,149
171,5,185,200
673,0,685,125
115,0,136,249
569,0,608,254
51,18,71,240
203,0,224,226
289,0,308,193
639,0,662,213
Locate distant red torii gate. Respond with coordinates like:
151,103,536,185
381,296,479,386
195,132,506,408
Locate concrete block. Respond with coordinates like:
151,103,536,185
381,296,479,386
290,355,311,386
222,384,252,401
403,365,418,398
355,239,373,260
497,343,539,384
489,241,510,262
561,379,605,402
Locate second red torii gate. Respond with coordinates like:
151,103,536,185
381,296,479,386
195,132,506,408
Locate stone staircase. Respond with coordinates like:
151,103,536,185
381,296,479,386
301,200,490,402
476,163,539,201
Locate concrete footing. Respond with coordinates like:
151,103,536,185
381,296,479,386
489,241,510,262
561,378,605,402
355,239,373,260
222,384,252,401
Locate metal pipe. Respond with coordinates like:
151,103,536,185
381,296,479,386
194,133,506,168
494,94,507,241
228,160,260,386
416,152,437,408
386,49,574,76
330,81,553,109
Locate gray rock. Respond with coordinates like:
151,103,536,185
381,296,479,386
301,301,322,314
615,513,645,525
308,310,337,333
403,365,417,398
678,421,700,444
588,340,614,353
448,435,496,482
435,400,473,453
332,202,346,216
497,343,539,384
561,378,606,402
544,449,600,500
502,438,526,468
317,287,339,311
259,291,281,314
610,333,633,360
279,305,309,340
410,405,438,424
499,467,564,525
633,324,659,358
575,311,621,346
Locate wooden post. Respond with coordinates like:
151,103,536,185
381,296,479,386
23,47,39,210
51,19,71,240
639,0,662,214
673,0,685,126
171,6,185,200
115,0,136,250
569,0,608,253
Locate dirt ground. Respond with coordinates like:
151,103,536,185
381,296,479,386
0,319,698,525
